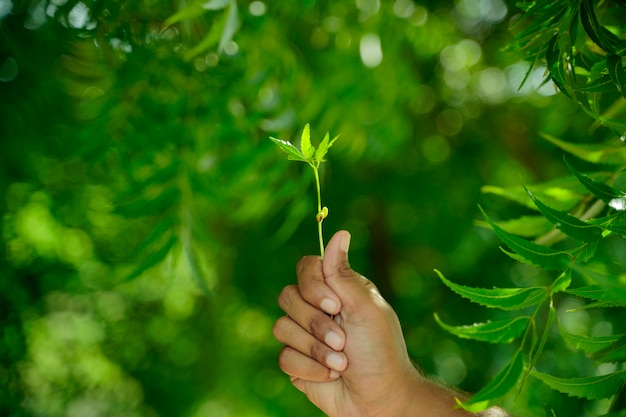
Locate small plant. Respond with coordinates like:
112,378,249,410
270,124,340,258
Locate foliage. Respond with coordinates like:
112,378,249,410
435,0,626,413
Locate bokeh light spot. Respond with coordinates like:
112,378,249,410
360,33,383,68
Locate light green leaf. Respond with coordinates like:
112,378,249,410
202,0,230,10
218,0,240,54
315,133,340,162
558,320,624,354
475,215,553,238
435,270,548,310
270,137,307,162
550,269,572,294
481,206,573,270
544,134,626,165
165,2,205,25
531,370,626,400
300,123,314,159
434,314,529,344
592,339,626,363
482,175,591,212
525,185,603,243
458,350,524,412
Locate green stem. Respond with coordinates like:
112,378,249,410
312,164,325,258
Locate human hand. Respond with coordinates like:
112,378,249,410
273,230,481,417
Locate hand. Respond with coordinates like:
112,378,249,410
273,230,488,417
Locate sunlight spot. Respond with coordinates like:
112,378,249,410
609,197,626,211
24,0,46,29
0,57,18,82
422,135,450,163
68,2,89,28
0,0,13,19
393,0,414,18
223,40,239,55
248,1,266,16
360,33,383,68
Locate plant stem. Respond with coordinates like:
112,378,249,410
312,164,325,258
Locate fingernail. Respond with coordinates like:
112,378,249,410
325,331,343,351
340,233,351,253
321,297,338,315
326,352,347,371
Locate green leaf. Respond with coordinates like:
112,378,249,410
482,175,590,211
564,158,626,204
125,235,177,281
550,269,572,294
218,0,240,54
458,350,524,412
558,320,624,354
116,187,180,218
314,132,340,162
531,369,626,400
592,338,626,363
435,270,548,310
546,33,573,99
525,185,603,243
475,215,553,238
546,134,626,165
165,2,206,25
202,0,230,10
270,137,307,162
434,314,529,344
525,305,557,390
566,284,626,309
587,211,626,237
580,0,623,54
607,55,626,98
300,123,313,159
481,206,573,270
573,266,626,305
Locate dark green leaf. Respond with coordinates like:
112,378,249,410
607,55,626,98
565,158,625,202
573,266,626,304
116,187,180,218
531,369,626,400
434,314,529,344
550,269,572,294
592,338,626,363
435,270,548,310
527,305,557,387
481,206,573,270
458,350,524,412
580,0,623,53
525,185,603,243
546,33,572,99
587,211,626,237
125,235,177,281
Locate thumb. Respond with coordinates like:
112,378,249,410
322,231,375,312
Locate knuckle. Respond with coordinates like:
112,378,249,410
296,255,320,274
278,285,298,311
272,316,290,341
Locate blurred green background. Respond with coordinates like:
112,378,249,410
0,0,599,416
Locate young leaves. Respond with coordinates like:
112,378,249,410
270,124,340,257
435,270,548,310
531,370,626,400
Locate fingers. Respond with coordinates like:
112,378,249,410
277,285,345,351
273,315,348,372
277,346,341,382
296,256,341,315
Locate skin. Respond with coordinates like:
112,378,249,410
273,230,509,417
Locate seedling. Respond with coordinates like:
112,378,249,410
270,124,339,258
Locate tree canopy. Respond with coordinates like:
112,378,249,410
1,0,626,416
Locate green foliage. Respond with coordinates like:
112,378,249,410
434,0,626,413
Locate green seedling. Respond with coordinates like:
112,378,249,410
270,124,340,258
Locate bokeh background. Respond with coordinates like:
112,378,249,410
0,0,599,416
